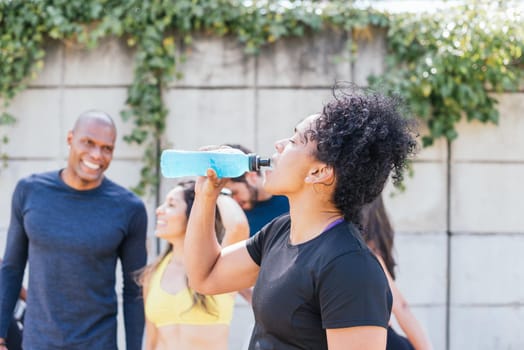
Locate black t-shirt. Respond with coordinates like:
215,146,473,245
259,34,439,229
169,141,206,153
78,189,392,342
246,215,392,350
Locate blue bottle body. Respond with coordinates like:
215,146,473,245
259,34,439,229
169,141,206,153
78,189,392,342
161,150,251,178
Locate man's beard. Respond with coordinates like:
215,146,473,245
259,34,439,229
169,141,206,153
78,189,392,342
246,182,259,210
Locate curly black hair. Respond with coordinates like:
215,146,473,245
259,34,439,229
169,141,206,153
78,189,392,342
309,83,418,223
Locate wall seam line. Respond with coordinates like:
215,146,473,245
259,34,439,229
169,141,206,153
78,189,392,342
445,139,452,350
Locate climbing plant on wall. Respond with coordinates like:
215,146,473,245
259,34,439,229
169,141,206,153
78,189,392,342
0,0,522,195
369,1,524,147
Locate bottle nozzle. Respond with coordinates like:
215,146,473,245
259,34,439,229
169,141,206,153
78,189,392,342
248,154,271,171
258,157,271,168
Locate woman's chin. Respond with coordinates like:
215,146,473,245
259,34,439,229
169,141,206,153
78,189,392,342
155,230,168,239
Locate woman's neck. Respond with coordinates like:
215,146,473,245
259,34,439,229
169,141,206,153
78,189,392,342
287,193,343,244
167,236,185,264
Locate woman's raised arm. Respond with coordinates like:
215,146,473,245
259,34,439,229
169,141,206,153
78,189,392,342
184,169,259,295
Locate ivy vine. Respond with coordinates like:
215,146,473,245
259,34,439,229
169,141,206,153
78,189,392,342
369,1,524,147
0,0,522,195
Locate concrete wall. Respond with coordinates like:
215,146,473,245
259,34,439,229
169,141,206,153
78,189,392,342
1,28,522,349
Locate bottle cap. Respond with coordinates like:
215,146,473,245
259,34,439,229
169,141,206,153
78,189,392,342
258,157,271,167
248,154,271,171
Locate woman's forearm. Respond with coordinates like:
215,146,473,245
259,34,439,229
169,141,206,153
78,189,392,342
184,191,223,293
394,302,433,350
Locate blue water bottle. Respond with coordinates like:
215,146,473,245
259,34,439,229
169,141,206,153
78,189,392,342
160,149,271,178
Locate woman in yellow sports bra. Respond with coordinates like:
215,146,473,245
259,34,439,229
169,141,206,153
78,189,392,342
139,180,249,350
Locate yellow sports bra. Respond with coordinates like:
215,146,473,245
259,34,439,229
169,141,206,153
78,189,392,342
145,253,235,327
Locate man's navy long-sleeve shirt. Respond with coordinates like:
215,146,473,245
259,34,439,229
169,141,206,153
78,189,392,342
0,170,147,349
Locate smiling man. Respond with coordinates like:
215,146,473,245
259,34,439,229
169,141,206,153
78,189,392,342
0,110,147,350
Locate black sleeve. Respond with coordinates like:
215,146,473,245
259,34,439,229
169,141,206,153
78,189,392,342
245,225,264,265
318,252,392,329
